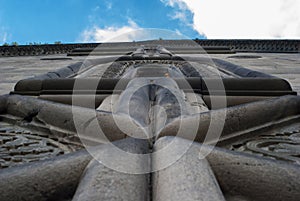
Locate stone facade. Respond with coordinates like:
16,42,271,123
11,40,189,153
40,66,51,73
0,40,299,200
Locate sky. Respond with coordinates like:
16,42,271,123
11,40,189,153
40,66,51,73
0,0,299,45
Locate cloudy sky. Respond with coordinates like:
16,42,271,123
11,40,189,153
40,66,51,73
0,0,299,44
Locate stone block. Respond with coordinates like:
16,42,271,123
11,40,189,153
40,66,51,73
153,136,225,201
72,138,150,201
0,150,92,201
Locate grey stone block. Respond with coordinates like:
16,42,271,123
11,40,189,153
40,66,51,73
5,95,78,132
32,74,52,80
67,62,83,74
115,80,151,127
159,95,300,143
55,67,75,78
155,136,300,201
0,150,92,201
0,94,8,113
13,79,43,92
97,94,120,112
153,137,225,201
72,138,150,201
46,72,60,78
205,142,300,201
3,95,133,142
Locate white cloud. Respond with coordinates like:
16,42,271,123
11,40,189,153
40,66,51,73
162,0,300,39
2,32,7,43
161,0,188,10
171,11,187,22
0,26,8,43
105,2,112,10
161,0,190,25
175,29,183,36
79,19,141,42
79,19,188,42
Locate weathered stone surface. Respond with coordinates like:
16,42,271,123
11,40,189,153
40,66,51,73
0,94,8,113
211,52,300,94
55,67,76,78
46,72,60,78
0,150,92,201
0,130,75,168
72,138,150,201
1,42,299,95
153,137,225,201
222,120,300,165
159,95,300,143
206,143,300,201
0,55,85,95
0,41,299,201
155,136,300,201
2,95,131,143
5,95,79,132
185,92,209,113
97,94,120,112
115,79,151,127
39,94,107,108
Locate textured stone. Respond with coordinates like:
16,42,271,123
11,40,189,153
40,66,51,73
155,136,300,201
0,150,92,201
206,143,300,201
0,41,299,201
0,94,8,113
159,95,300,143
0,55,85,95
72,138,150,201
153,137,225,201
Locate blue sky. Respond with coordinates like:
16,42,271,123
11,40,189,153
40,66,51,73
0,0,203,45
0,0,299,45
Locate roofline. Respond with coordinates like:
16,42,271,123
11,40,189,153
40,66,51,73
0,39,299,57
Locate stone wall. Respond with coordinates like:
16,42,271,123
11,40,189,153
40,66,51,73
0,40,299,57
